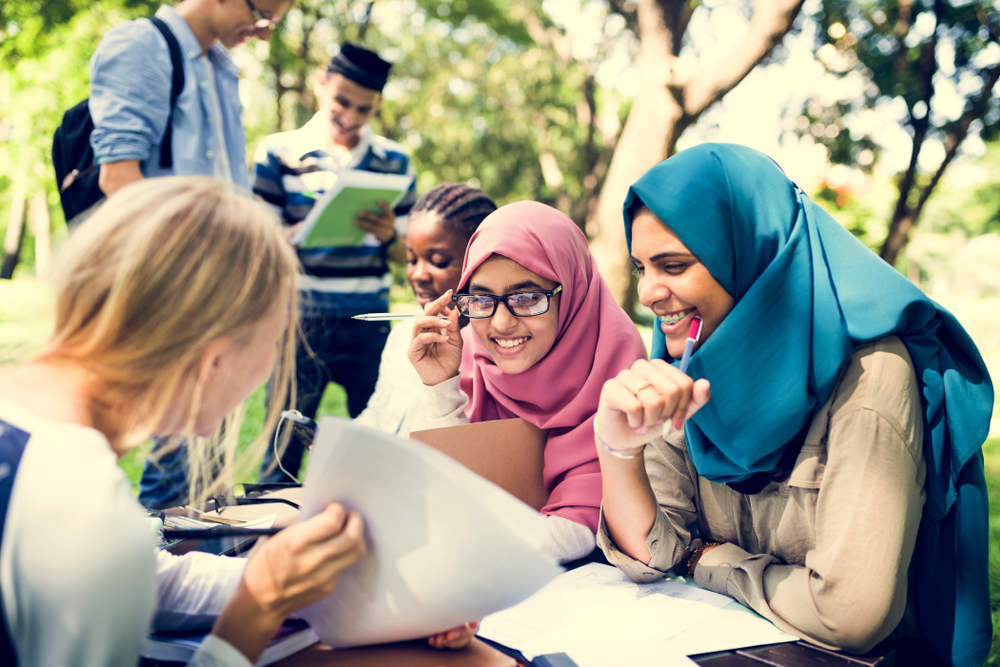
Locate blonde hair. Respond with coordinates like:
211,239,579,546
39,176,299,503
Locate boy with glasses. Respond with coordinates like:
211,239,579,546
90,0,291,509
89,0,291,196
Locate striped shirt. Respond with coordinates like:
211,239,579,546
252,114,417,314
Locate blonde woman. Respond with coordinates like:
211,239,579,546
0,177,367,667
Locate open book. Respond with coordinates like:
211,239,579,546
290,171,413,248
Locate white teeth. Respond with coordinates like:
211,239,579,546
494,337,528,349
661,309,693,324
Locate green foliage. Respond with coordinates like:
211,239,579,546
0,0,155,244
795,1,1000,257
1,0,157,63
245,0,606,208
1,0,618,259
809,0,1000,164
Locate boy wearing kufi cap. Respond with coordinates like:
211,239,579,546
252,43,417,482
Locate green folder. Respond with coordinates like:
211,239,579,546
291,171,413,249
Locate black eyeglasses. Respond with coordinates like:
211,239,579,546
244,0,276,28
452,285,562,319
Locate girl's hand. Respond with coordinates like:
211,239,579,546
408,290,463,386
213,504,366,663
242,503,366,620
595,358,711,454
428,621,479,649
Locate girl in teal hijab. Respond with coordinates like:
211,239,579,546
593,144,992,667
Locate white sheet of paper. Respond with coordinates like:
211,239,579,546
479,563,729,666
297,418,562,648
664,580,799,655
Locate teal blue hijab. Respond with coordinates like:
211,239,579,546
624,144,993,667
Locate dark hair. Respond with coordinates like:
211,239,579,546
627,195,650,221
410,183,497,241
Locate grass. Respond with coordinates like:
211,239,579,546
986,436,1000,665
3,276,1000,662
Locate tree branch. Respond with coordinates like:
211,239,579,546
976,5,1000,44
913,60,1000,222
521,6,572,62
678,0,804,116
887,5,939,234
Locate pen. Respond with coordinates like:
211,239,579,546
352,312,421,321
161,527,284,540
677,316,703,375
352,312,451,321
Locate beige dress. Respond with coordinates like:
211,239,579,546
597,336,926,654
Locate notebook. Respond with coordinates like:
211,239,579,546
290,171,413,248
410,418,549,511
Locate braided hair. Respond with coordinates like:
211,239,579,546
409,183,497,241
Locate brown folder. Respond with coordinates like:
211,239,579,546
275,638,515,667
410,418,549,511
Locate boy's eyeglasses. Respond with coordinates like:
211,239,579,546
244,0,276,28
452,286,562,319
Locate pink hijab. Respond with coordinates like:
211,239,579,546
458,201,647,532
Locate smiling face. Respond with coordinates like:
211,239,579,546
314,72,381,149
630,209,735,360
405,213,468,307
467,255,560,375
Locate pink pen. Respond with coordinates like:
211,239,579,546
677,316,703,375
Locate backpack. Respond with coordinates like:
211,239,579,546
52,16,185,224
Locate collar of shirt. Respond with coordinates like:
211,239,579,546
293,113,387,168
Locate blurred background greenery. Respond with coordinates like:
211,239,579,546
2,0,1000,662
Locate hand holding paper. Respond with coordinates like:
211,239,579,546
297,418,561,648
353,200,396,244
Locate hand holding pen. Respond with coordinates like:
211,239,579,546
407,290,464,387
594,317,711,456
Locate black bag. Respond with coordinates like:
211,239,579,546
52,16,185,224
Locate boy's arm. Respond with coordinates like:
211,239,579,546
99,160,144,196
89,21,173,178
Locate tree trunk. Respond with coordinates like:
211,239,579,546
30,190,51,279
1,177,28,280
880,211,915,267
587,0,804,314
879,58,1000,266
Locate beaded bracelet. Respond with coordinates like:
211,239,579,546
682,541,722,577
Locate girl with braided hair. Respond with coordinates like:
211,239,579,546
355,183,497,437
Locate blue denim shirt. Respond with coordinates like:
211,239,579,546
89,5,249,188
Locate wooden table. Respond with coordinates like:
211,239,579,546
274,638,515,666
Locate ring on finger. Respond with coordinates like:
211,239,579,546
632,380,652,395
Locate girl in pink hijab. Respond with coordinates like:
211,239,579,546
409,201,647,563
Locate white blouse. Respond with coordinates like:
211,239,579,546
0,398,249,667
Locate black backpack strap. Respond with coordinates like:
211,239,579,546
148,17,185,170
0,420,31,667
